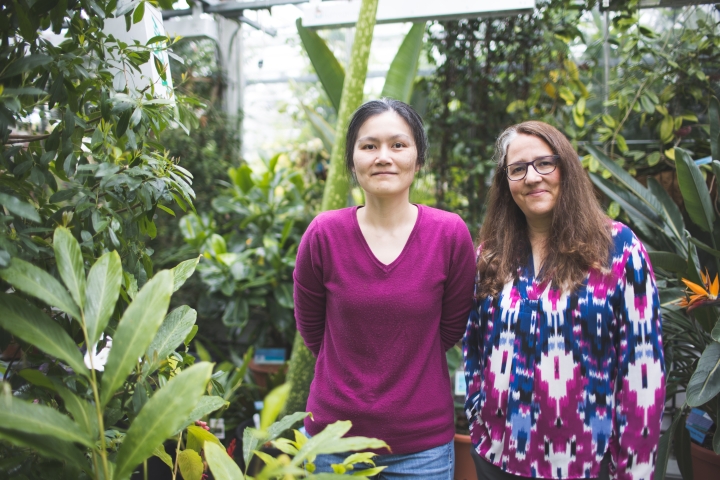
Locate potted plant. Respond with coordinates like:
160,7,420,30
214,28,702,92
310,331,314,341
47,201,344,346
447,345,478,480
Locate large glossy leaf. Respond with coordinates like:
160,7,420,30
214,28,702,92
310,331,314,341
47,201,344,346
84,250,122,346
171,256,200,292
186,425,224,452
646,177,686,250
381,22,425,103
292,420,388,466
0,427,89,473
53,227,86,310
686,342,720,406
0,258,81,320
589,173,662,227
0,293,89,377
100,270,174,406
301,103,335,152
0,192,40,222
296,18,344,111
54,383,99,439
178,449,204,480
0,392,94,447
113,362,213,480
676,148,715,232
648,251,687,274
178,396,229,433
261,383,290,430
205,442,244,480
147,305,197,364
585,145,665,217
653,409,684,480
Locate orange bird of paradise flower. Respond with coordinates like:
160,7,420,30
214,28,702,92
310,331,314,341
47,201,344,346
679,269,720,310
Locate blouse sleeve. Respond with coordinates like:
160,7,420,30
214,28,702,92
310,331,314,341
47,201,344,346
439,218,477,351
293,220,326,357
610,234,666,480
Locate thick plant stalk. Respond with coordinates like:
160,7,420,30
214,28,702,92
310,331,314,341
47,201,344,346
285,0,379,416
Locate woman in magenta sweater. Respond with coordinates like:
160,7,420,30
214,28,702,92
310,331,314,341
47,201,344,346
293,99,476,478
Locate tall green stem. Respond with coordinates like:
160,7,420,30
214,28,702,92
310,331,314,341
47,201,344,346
81,316,110,480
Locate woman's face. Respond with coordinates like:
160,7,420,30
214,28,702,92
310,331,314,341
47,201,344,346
506,134,561,227
352,111,419,199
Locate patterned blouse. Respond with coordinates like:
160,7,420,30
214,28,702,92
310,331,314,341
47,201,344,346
463,222,665,480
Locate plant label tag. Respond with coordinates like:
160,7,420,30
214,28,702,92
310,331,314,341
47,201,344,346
209,418,225,440
455,371,466,396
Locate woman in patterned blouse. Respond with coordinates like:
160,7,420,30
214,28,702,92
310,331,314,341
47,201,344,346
463,121,665,480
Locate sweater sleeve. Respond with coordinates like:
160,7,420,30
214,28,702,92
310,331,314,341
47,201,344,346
610,234,665,480
439,218,477,351
293,220,326,357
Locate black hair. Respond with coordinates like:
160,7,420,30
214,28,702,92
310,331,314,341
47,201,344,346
344,98,428,174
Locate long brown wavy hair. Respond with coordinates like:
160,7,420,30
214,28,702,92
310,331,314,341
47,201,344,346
476,121,613,298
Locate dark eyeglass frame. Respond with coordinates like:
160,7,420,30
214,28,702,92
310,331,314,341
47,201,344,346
503,155,560,181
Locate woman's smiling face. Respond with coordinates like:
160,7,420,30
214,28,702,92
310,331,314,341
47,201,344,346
352,110,419,200
505,133,561,227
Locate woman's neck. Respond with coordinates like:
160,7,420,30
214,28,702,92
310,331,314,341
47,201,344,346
527,219,551,277
359,193,416,231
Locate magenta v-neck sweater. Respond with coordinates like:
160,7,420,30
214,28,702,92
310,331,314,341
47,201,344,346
293,205,476,454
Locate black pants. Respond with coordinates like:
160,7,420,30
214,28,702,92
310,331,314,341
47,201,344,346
470,446,610,480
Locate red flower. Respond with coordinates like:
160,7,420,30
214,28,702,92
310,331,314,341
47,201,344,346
226,438,237,458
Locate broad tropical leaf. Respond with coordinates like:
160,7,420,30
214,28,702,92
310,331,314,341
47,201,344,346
0,428,90,473
179,396,229,433
84,250,123,346
171,256,200,292
710,96,719,163
648,252,687,274
646,178,686,251
301,103,336,152
0,258,81,320
686,342,720,406
147,305,197,364
0,393,94,447
0,293,89,377
101,270,174,406
261,383,290,430
381,22,425,103
187,425,224,452
296,18,344,111
53,227,87,310
178,449,204,480
589,173,662,227
675,148,714,232
113,362,213,480
205,442,245,480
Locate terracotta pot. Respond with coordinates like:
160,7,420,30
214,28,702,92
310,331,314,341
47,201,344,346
453,433,478,480
690,441,720,480
247,359,286,390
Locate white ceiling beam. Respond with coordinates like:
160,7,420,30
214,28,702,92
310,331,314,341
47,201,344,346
301,0,537,29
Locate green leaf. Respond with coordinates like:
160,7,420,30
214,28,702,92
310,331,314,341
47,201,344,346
153,444,173,469
296,18,344,111
710,97,720,162
205,442,244,480
116,0,141,16
647,178,686,249
673,410,693,480
84,251,123,346
589,173,663,228
171,256,200,292
178,449,204,480
113,362,213,480
660,115,674,143
0,293,89,377
676,148,715,232
0,392,94,447
648,252,687,273
0,427,90,473
292,420,389,466
0,54,52,80
53,227,86,310
0,192,40,222
0,258,81,320
261,383,290,430
55,383,99,439
101,270,174,406
178,396,229,433
686,342,720,407
585,145,666,220
653,409,684,480
381,22,425,103
186,425,224,453
147,306,197,362
711,318,720,342
301,103,336,152
132,1,145,24
267,411,311,440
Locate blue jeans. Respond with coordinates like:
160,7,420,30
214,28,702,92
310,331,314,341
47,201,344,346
310,438,455,479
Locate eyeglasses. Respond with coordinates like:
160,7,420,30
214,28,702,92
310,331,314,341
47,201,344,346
503,155,560,181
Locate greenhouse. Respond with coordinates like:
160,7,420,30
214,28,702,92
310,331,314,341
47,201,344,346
1,0,719,479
